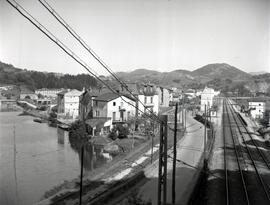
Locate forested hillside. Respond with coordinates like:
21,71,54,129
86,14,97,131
0,61,98,90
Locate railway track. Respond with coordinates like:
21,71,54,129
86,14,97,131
223,98,270,205
223,99,250,205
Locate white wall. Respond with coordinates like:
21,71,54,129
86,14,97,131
137,94,159,115
249,102,265,119
107,96,136,121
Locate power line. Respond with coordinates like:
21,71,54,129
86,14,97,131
37,0,172,127
5,0,163,126
38,0,127,90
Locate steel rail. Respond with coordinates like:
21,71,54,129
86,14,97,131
224,99,250,205
223,99,230,205
229,100,270,169
227,100,270,202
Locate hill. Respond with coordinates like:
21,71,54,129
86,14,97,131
0,61,98,90
115,63,252,89
192,63,251,82
1,61,269,95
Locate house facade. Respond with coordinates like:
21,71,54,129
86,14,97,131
57,89,82,119
20,90,38,100
201,87,219,112
249,102,265,119
137,84,159,115
35,88,65,98
92,93,136,123
79,88,104,120
157,86,172,108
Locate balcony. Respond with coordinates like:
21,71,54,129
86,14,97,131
119,105,126,111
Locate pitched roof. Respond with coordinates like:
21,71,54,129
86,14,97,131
85,117,111,128
137,84,158,96
57,90,68,95
65,89,83,96
94,92,135,102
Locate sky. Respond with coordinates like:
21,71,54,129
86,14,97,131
0,0,269,75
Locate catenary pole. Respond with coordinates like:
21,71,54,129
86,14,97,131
172,103,178,203
79,145,84,205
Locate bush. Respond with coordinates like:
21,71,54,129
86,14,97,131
108,124,130,140
69,120,86,139
108,130,118,140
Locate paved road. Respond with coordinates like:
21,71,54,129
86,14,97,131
117,111,205,205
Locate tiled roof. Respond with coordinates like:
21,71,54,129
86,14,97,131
57,90,68,95
85,117,111,128
94,92,135,102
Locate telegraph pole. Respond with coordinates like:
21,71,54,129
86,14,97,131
79,144,84,205
204,104,207,168
151,120,154,163
158,115,168,205
172,103,178,203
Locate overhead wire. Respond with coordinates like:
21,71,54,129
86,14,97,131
5,0,164,126
37,0,175,127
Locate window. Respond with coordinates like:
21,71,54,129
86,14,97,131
144,96,147,104
113,102,116,106
95,101,98,106
150,97,153,103
113,112,116,120
95,110,99,117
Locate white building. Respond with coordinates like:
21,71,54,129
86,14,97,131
20,90,38,100
157,86,172,108
200,87,219,112
57,89,83,119
93,93,136,122
88,93,136,134
184,89,197,99
35,88,65,98
137,84,159,115
249,102,265,119
113,83,159,115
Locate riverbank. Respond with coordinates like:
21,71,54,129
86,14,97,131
36,119,185,205
0,112,83,205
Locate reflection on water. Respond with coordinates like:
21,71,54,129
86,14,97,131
0,112,113,205
57,128,67,145
66,131,113,173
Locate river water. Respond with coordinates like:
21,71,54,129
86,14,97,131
0,112,111,205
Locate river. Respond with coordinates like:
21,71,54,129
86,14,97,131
0,112,111,205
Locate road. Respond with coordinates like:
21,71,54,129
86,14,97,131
112,110,206,205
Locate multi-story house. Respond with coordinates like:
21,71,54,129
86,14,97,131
157,86,172,108
35,88,65,98
57,89,83,119
249,101,265,119
92,92,136,123
113,83,159,115
86,93,136,134
200,87,219,112
137,84,159,115
79,88,103,120
20,89,38,100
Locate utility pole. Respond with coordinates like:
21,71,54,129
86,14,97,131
204,104,207,168
79,144,84,205
13,125,19,203
157,115,168,205
172,103,178,203
184,108,187,132
151,120,154,164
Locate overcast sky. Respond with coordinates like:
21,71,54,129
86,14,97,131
0,0,269,75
